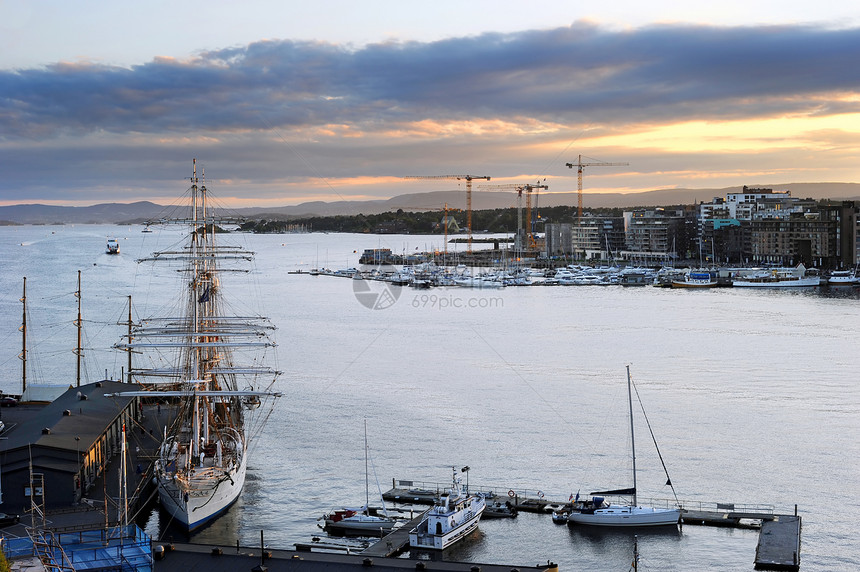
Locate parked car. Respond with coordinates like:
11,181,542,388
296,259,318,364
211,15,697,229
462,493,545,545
0,396,18,407
0,513,20,527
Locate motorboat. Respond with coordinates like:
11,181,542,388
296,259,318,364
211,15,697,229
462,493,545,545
482,500,518,519
106,238,120,254
827,269,858,286
671,271,717,288
408,468,486,550
732,264,820,288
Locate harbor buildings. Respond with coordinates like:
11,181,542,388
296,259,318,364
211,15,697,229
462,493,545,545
546,186,858,268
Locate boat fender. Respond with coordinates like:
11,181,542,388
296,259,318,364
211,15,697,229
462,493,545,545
508,489,515,498
538,491,545,499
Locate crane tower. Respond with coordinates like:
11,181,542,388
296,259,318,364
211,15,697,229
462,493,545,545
565,155,628,223
403,175,491,253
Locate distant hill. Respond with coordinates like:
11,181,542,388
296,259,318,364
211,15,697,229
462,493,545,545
2,183,858,224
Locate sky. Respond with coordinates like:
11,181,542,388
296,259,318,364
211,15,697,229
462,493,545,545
2,0,860,207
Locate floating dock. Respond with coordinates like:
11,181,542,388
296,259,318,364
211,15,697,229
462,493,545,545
755,514,802,571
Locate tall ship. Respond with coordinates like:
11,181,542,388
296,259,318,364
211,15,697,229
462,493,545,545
114,159,282,531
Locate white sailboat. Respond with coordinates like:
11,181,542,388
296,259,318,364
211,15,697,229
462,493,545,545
567,366,680,528
323,421,399,536
110,159,282,532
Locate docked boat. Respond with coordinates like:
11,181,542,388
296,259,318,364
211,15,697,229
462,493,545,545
567,366,680,528
408,468,486,550
106,238,120,254
483,500,518,519
323,422,399,536
827,269,858,286
671,271,717,288
732,264,820,288
111,159,282,532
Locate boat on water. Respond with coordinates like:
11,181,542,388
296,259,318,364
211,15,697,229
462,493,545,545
323,422,399,536
483,500,518,519
106,238,120,254
408,467,486,550
671,271,717,289
827,268,858,286
111,159,282,532
732,264,820,288
567,366,680,528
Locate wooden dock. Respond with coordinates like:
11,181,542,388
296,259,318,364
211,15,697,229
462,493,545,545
755,514,801,571
361,509,430,557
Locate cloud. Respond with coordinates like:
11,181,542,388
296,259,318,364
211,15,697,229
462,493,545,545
2,21,860,204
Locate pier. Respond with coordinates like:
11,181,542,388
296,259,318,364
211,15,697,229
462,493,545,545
384,479,803,568
360,509,429,557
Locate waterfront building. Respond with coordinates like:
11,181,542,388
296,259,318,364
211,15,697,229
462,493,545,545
545,223,572,257
0,381,140,508
569,217,626,260
623,207,696,263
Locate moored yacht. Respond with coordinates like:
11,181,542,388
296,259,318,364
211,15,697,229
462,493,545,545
408,468,486,550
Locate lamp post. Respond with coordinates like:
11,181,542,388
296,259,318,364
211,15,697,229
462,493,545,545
461,465,470,494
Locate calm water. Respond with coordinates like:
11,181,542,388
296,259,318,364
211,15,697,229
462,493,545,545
1,224,858,571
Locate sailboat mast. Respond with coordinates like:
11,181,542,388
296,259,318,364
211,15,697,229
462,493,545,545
127,295,133,383
75,270,82,387
364,420,370,509
20,277,27,394
627,365,637,507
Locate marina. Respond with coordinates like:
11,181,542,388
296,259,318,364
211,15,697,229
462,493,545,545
0,227,857,571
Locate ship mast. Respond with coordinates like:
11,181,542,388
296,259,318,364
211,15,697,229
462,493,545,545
20,277,27,394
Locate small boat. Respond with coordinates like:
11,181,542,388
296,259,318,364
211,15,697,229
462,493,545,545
567,366,680,528
106,238,120,254
551,510,569,524
482,500,518,519
141,225,153,233
827,269,858,286
408,467,486,550
323,422,399,536
671,271,717,288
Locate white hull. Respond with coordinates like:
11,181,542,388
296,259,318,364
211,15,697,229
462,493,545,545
732,276,819,288
567,505,680,527
157,452,246,531
408,505,484,550
325,514,398,535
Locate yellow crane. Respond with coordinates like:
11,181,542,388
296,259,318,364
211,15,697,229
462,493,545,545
479,182,548,249
403,175,491,253
565,155,628,223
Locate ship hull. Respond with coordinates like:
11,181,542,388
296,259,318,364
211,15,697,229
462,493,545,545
157,453,247,532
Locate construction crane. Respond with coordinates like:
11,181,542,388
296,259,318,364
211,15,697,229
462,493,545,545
403,175,491,253
390,203,461,258
479,182,548,250
565,155,629,223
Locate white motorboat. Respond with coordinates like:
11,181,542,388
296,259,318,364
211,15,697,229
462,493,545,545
671,271,717,288
106,238,120,254
732,264,820,288
110,159,282,532
408,468,486,550
567,367,680,528
827,269,858,286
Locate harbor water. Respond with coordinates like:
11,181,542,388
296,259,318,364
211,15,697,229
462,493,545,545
0,225,858,571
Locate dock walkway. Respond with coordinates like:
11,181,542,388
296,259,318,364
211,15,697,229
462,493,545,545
361,509,429,557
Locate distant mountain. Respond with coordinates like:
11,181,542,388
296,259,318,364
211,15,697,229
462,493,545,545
2,183,858,224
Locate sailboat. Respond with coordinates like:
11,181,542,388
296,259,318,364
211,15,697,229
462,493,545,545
322,421,399,536
567,366,680,527
110,159,282,532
